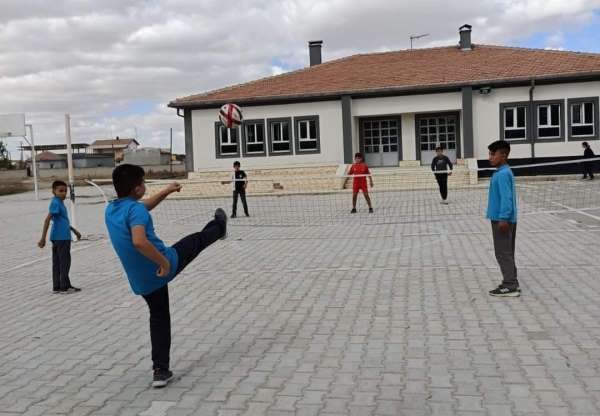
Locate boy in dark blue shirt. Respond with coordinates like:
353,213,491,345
105,164,227,388
38,180,82,293
486,141,519,297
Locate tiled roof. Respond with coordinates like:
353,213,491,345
90,138,139,148
170,45,600,108
36,151,65,161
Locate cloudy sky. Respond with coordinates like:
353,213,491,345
1,0,599,157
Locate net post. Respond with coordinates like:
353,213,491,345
65,114,77,232
25,124,39,201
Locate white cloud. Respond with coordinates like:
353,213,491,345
0,0,599,156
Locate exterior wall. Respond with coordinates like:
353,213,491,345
37,160,67,169
73,158,114,168
352,92,463,161
123,149,172,166
472,81,600,159
191,101,343,170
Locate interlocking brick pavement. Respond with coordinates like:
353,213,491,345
1,188,600,415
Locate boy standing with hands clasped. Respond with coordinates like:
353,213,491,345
38,180,82,294
105,164,227,388
486,140,519,297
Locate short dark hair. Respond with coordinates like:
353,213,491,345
52,180,67,189
435,146,444,151
233,161,241,167
583,141,589,147
112,164,145,198
488,140,511,155
354,152,363,159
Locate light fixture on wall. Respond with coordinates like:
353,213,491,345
479,86,492,95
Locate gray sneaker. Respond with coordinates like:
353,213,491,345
214,208,227,240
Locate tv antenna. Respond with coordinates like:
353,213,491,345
410,33,429,49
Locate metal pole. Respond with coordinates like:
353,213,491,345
26,124,39,200
65,114,77,232
170,127,173,173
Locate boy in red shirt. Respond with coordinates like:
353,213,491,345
348,152,374,213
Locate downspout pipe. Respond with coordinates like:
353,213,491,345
529,79,535,159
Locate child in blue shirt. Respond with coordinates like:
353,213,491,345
105,164,227,388
38,180,82,293
486,140,519,297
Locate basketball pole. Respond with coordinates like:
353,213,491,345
25,124,39,201
65,114,77,233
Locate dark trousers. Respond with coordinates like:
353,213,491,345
583,163,594,179
52,240,72,291
491,221,518,289
232,190,249,216
141,218,225,371
435,174,448,200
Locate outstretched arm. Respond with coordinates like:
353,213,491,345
38,213,52,248
143,182,181,211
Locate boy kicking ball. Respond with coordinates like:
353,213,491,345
105,164,227,387
348,152,374,213
486,140,519,297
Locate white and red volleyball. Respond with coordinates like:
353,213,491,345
219,103,243,128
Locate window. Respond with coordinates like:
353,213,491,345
214,122,239,158
535,101,563,140
267,118,293,155
572,103,594,135
503,105,527,140
294,116,320,154
241,120,266,157
417,116,456,151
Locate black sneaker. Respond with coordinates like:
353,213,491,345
351,208,357,214
245,213,250,217
215,208,227,240
152,368,173,388
66,286,81,293
369,208,374,213
489,286,520,297
52,289,61,294
230,213,236,218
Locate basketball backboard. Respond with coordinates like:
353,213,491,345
0,113,26,137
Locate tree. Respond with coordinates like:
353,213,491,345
0,140,13,169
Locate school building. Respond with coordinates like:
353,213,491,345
169,25,600,173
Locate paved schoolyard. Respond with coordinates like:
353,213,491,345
2,184,600,416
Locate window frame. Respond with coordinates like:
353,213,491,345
241,119,267,157
499,102,530,143
266,117,293,156
567,97,599,141
214,121,240,158
293,115,320,154
533,99,564,142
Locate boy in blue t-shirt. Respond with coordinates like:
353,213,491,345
105,164,227,388
38,180,82,293
486,140,519,297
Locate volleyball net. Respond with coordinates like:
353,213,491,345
120,157,600,228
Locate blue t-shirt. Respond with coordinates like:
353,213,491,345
105,197,179,295
486,164,518,223
49,197,71,241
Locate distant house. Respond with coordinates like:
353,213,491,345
34,152,67,169
169,24,600,172
89,137,139,162
123,148,172,166
28,151,113,169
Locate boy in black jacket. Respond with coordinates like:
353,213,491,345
582,142,595,180
431,146,453,204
